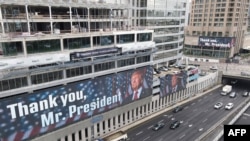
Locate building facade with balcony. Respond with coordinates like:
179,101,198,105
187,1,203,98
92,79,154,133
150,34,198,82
184,0,249,61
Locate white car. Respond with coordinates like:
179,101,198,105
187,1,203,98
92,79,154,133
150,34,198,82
225,103,234,110
214,102,223,109
210,66,218,70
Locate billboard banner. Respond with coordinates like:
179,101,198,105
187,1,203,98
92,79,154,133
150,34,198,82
0,66,153,141
198,36,235,48
70,47,121,61
160,71,188,97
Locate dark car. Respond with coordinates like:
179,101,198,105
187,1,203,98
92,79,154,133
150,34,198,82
170,121,180,129
152,123,165,131
173,106,183,113
242,91,249,97
229,92,236,98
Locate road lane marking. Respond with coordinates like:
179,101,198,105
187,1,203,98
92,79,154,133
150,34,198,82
147,125,153,129
171,117,175,120
163,114,168,117
136,131,143,136
179,134,186,139
191,102,195,105
199,128,203,131
198,99,202,102
143,136,150,141
189,124,193,127
168,115,173,118
243,113,250,117
184,106,189,109
204,109,208,113
159,120,164,123
158,138,163,141
202,118,207,123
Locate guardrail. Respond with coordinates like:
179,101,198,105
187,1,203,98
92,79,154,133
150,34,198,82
195,97,250,141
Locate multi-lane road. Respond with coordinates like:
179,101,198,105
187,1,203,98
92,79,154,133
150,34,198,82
126,83,249,141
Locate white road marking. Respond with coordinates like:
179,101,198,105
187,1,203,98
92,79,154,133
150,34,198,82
189,124,193,127
191,102,195,105
202,119,207,123
179,134,186,139
147,125,153,129
199,128,203,131
159,120,164,123
143,136,150,141
243,113,250,117
158,138,163,141
168,115,173,118
136,131,143,136
171,117,175,120
163,114,168,117
198,99,202,102
184,106,189,109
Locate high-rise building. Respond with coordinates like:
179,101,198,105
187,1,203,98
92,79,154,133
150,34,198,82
130,0,187,67
184,0,249,60
0,0,217,141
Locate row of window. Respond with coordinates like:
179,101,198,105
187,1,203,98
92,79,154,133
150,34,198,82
0,55,151,92
187,31,231,37
184,48,230,58
0,33,152,56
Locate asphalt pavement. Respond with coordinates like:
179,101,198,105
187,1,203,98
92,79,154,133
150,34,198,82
126,86,249,141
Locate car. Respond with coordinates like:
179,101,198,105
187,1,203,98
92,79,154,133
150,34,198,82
210,66,218,70
154,68,161,74
170,121,180,129
229,92,236,98
214,102,223,109
225,103,234,110
173,106,183,113
153,71,157,75
152,123,165,131
162,66,169,71
242,91,249,97
231,80,238,84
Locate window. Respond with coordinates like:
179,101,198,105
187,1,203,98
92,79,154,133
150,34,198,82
64,37,90,50
66,66,92,78
27,39,60,54
93,36,114,47
0,77,28,92
31,71,63,84
137,33,152,42
94,61,115,72
117,34,134,44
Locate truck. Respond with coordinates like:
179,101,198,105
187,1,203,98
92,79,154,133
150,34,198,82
221,85,232,95
98,131,128,141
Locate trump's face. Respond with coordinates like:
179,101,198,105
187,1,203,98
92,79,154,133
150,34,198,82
172,75,178,87
131,72,143,91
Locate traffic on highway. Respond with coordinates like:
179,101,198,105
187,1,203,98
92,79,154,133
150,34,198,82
126,80,249,141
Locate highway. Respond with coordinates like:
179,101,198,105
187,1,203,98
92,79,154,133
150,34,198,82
126,83,249,141
219,92,250,141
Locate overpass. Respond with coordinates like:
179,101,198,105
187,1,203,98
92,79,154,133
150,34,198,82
188,61,250,81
